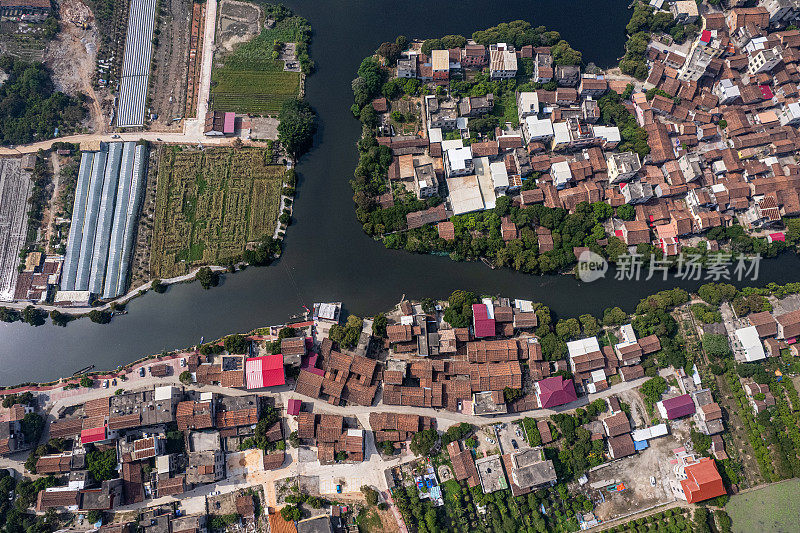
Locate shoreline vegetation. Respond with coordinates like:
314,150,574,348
1,277,799,402
348,16,800,276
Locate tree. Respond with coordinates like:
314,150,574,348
20,413,44,444
443,290,478,328
179,370,192,385
616,204,635,220
372,313,387,338
410,429,439,456
551,40,582,65
504,387,523,403
224,334,249,354
86,510,103,524
361,485,379,506
640,376,667,405
278,98,318,158
88,309,112,324
49,309,74,327
195,266,219,289
21,305,46,326
80,376,94,388
86,448,118,481
579,314,600,337
377,42,401,65
603,306,627,326
702,333,731,358
151,279,166,293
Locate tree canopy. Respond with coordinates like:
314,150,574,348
0,57,86,145
278,98,318,158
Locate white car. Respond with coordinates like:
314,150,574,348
485,438,496,445
650,476,656,486
180,358,187,367
103,380,109,388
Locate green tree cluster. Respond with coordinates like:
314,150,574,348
0,57,86,145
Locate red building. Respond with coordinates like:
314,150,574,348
681,458,726,503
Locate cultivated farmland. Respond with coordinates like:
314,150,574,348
726,479,800,533
149,147,283,278
210,6,305,115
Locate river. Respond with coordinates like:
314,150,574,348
2,0,800,385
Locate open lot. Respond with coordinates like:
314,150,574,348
210,4,303,115
585,422,689,522
726,479,800,533
148,146,284,278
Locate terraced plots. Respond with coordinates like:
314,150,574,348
149,147,284,278
0,158,33,301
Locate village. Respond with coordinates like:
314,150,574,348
353,1,800,273
0,279,796,532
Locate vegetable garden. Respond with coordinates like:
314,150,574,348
149,147,284,278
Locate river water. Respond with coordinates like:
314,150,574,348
2,0,799,384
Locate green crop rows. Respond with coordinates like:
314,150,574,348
150,147,283,278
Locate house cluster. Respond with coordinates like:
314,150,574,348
727,306,800,363
447,438,557,498
369,412,435,450
628,3,800,248
375,5,800,255
295,409,365,463
35,385,285,515
567,323,662,394
13,251,65,303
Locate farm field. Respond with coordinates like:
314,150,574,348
726,479,800,533
149,146,284,278
210,7,306,115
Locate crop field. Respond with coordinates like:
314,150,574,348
726,479,800,533
210,69,300,114
210,14,304,114
149,147,283,278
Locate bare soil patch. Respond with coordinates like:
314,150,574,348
218,0,261,52
149,0,193,129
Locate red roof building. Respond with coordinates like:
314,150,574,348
245,355,285,389
287,399,301,416
472,304,495,338
80,426,107,445
535,376,577,409
681,457,726,503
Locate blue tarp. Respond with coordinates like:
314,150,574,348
633,439,649,451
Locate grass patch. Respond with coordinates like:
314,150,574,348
150,147,283,277
726,479,800,533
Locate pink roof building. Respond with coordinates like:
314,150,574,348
80,426,107,445
768,232,785,243
223,112,236,134
535,376,577,409
472,304,495,338
245,355,285,389
287,399,301,416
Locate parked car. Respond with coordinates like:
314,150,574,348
511,439,519,449
180,358,187,367
485,438,496,445
650,476,656,486
111,379,117,386
515,428,522,437
139,367,145,377
103,380,109,388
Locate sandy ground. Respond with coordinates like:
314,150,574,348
217,0,260,52
45,0,107,133
586,421,689,521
